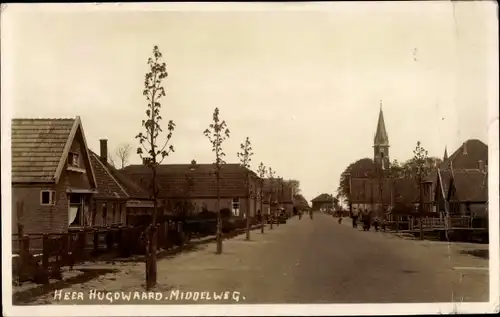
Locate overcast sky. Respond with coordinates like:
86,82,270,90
2,2,497,202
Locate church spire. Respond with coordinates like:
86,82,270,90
374,100,389,145
443,146,448,161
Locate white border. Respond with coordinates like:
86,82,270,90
2,2,499,316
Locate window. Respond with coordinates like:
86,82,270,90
40,190,56,206
232,198,240,216
102,204,108,226
68,194,83,227
68,152,80,167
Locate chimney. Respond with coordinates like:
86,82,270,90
478,160,485,172
462,141,468,155
142,157,149,165
99,139,108,163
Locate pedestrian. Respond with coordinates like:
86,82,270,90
373,217,379,231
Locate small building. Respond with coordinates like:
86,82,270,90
11,117,98,235
122,161,262,219
311,193,334,211
89,139,156,227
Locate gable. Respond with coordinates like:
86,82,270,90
54,117,97,188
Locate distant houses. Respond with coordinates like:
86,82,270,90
121,161,263,220
345,104,489,227
311,193,334,211
10,116,303,236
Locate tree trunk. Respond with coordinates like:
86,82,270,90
146,193,158,290
245,173,251,240
270,197,273,230
216,170,222,254
260,180,264,234
419,172,424,240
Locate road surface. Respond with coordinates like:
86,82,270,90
21,212,489,304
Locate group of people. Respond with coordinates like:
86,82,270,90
350,212,387,232
298,209,314,220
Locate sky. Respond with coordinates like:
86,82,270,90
2,2,497,202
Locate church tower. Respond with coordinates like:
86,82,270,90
373,101,390,170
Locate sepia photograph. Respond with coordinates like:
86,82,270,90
1,1,498,316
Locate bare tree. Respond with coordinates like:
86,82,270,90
237,137,254,240
108,152,116,168
135,45,175,289
204,107,230,254
116,143,132,169
257,162,267,234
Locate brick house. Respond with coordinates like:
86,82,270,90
121,161,262,219
431,139,488,219
89,139,156,227
433,140,488,219
11,117,98,235
311,193,335,211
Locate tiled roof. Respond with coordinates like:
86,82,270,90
440,139,488,170
293,194,310,208
311,193,334,203
448,169,488,202
12,118,75,183
122,163,258,198
90,151,149,200
349,178,394,204
392,177,420,203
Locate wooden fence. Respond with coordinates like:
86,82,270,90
12,217,258,285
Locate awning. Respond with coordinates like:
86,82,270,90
126,200,155,208
66,188,98,194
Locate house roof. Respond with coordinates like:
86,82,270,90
349,177,394,204
440,139,488,170
293,194,310,209
121,163,258,198
311,193,334,203
89,150,149,200
446,169,488,202
11,116,97,186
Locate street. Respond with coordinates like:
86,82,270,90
22,212,489,305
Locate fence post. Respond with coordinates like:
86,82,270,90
41,234,50,284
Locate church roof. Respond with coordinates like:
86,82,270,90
374,105,389,145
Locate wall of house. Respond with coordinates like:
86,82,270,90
186,196,261,218
93,200,126,227
12,182,68,235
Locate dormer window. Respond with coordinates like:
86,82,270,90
68,152,80,167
